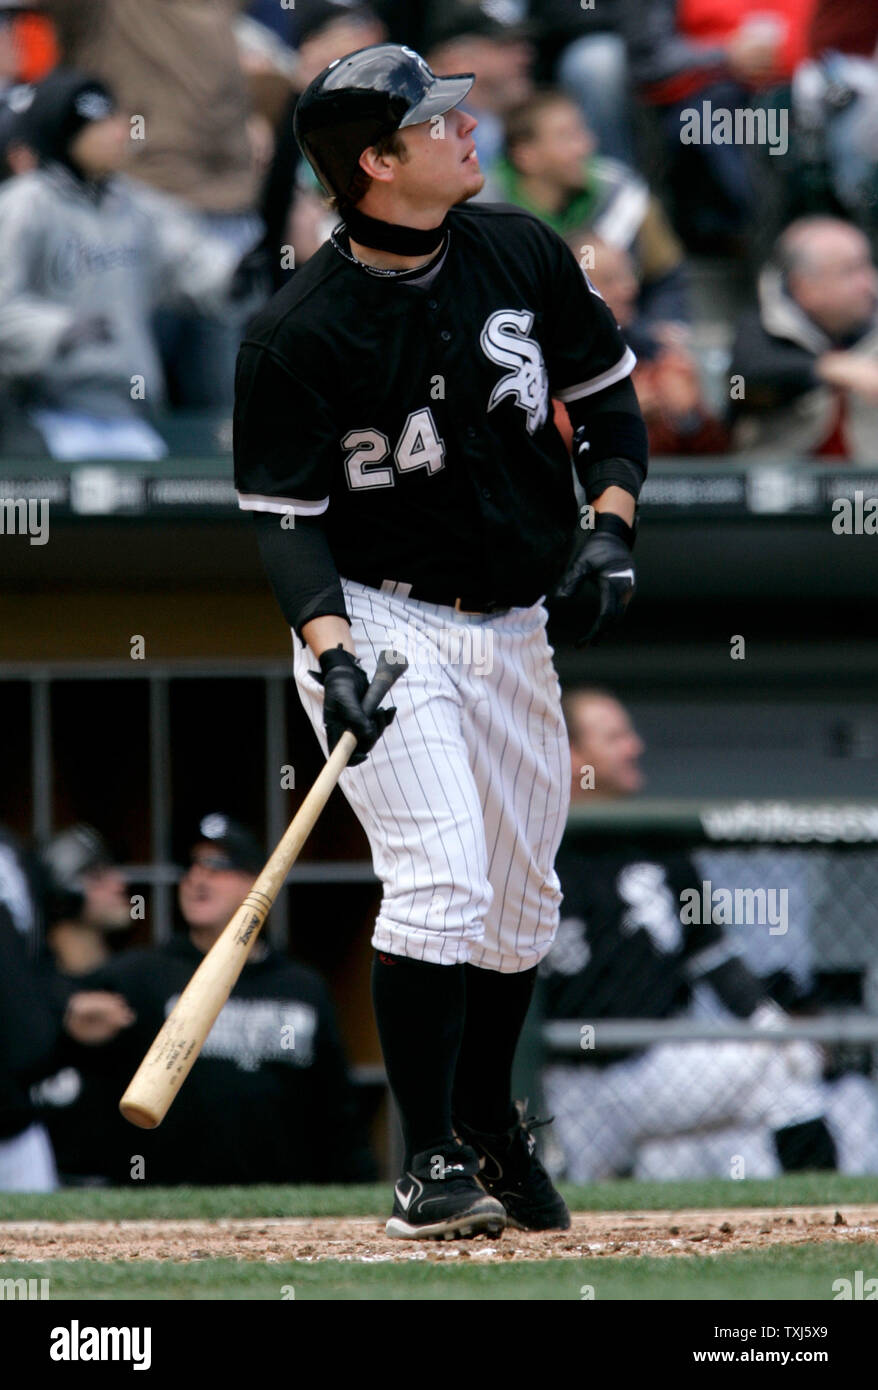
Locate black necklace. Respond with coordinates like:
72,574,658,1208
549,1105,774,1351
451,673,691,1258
342,204,448,256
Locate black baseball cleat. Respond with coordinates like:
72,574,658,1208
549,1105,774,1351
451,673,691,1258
454,1103,571,1231
386,1143,507,1240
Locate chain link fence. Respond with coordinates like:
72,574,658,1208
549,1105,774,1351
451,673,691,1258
537,800,878,1181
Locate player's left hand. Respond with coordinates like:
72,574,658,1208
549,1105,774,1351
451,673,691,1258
555,513,636,646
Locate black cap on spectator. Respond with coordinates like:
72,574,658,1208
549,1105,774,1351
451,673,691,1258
23,68,116,168
190,814,264,876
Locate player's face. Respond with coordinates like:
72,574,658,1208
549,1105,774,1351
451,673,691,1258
396,105,484,210
179,848,256,941
569,696,645,799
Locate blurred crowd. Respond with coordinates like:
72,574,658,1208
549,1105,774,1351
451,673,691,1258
0,0,876,462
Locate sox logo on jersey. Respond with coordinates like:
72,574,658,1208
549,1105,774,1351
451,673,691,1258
480,308,549,436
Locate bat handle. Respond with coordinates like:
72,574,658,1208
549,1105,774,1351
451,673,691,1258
361,647,408,717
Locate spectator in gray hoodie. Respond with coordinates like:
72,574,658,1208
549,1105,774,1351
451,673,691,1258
0,69,262,458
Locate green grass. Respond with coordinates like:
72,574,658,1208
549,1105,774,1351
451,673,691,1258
0,1243,861,1300
0,1173,875,1223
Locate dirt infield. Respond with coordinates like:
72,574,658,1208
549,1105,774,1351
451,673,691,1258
1,1204,877,1263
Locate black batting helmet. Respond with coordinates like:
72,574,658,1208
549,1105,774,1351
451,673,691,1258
294,42,474,202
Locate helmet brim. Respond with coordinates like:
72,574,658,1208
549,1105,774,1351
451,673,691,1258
398,73,475,128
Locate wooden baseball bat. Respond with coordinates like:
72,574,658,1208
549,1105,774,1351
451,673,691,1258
119,648,407,1130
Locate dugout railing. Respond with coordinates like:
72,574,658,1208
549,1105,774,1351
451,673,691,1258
532,799,878,1181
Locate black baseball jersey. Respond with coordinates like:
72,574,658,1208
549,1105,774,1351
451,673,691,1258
234,203,635,609
72,937,375,1185
541,844,764,1063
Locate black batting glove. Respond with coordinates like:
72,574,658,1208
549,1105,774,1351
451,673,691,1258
555,512,637,647
310,645,396,766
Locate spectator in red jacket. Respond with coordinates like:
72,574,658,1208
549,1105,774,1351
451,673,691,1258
622,0,817,252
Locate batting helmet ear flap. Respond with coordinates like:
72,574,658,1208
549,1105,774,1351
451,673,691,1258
40,824,111,924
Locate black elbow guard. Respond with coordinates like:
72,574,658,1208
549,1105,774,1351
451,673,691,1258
569,409,649,503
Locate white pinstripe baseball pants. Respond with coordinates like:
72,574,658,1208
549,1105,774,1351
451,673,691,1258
291,578,571,972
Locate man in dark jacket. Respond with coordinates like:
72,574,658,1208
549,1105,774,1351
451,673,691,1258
79,814,376,1186
0,827,134,1191
729,217,878,459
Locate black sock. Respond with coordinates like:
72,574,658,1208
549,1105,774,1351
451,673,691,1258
774,1117,837,1171
452,964,538,1133
371,950,465,1166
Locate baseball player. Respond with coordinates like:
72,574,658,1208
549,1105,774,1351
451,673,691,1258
542,689,838,1182
234,43,648,1239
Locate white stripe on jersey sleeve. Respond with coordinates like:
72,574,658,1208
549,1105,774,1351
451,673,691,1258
554,345,637,403
236,492,330,516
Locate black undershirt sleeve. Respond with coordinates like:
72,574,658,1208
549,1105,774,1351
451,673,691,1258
565,376,649,503
252,511,349,642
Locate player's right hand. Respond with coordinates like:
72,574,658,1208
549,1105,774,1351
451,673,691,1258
311,646,396,766
555,513,637,647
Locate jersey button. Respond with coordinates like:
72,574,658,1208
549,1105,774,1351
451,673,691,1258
440,329,452,342
427,299,439,311
481,488,492,499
